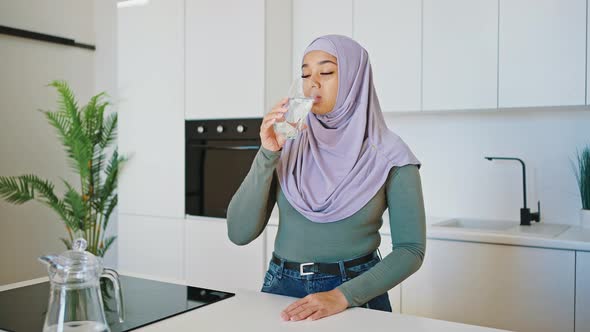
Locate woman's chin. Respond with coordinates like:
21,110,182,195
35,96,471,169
311,107,327,115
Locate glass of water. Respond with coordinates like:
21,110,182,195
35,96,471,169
273,77,315,140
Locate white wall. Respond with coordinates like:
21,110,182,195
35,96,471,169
0,0,118,285
385,108,590,226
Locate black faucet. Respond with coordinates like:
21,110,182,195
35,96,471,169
484,156,541,226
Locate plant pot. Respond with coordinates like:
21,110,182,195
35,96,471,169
581,209,590,228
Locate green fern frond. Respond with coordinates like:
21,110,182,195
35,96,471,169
62,180,87,231
60,237,73,250
101,112,117,149
103,194,117,231
97,235,116,257
574,146,590,209
0,175,35,204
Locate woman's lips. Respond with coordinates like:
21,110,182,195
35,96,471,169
313,96,322,103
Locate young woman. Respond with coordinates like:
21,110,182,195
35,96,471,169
227,34,426,321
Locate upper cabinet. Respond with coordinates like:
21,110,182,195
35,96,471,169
295,0,589,112
118,0,186,219
422,0,498,111
185,0,265,119
498,0,586,108
292,0,353,77
353,0,421,112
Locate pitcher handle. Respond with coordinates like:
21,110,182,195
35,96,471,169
101,268,125,323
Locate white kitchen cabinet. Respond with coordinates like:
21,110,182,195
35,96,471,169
264,225,402,313
186,217,265,293
185,0,265,119
498,0,586,108
292,0,353,77
117,0,185,218
402,239,575,332
353,0,421,113
422,0,498,111
576,251,590,332
118,213,186,283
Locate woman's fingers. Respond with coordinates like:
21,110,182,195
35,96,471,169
260,117,277,131
290,307,317,321
273,97,289,109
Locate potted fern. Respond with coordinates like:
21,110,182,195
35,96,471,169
0,81,125,257
573,145,590,228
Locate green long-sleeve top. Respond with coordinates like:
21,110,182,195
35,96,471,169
226,146,426,308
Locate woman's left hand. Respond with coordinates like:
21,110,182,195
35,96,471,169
280,288,349,321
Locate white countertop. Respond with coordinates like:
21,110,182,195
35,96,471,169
137,287,510,332
0,276,508,332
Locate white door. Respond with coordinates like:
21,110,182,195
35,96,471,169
402,239,575,332
576,251,590,332
186,217,265,292
118,214,186,283
498,0,586,108
422,0,498,111
118,0,185,219
185,0,265,119
353,0,421,113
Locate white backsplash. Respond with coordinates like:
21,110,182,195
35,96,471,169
384,107,590,226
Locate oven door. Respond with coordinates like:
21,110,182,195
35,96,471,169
185,139,260,218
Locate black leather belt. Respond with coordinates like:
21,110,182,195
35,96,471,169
271,251,378,278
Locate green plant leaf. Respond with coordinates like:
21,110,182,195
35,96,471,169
98,235,116,257
62,180,87,231
574,146,590,210
0,175,35,204
60,237,73,250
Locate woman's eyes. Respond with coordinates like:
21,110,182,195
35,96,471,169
300,72,334,78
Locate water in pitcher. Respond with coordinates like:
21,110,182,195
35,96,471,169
44,321,110,332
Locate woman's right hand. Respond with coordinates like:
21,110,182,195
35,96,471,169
260,98,289,152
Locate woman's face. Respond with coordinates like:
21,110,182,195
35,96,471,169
301,50,338,115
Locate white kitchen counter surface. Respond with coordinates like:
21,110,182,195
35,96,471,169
268,215,590,251
0,275,509,332
137,288,510,332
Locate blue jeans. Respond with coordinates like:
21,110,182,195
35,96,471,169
261,251,393,312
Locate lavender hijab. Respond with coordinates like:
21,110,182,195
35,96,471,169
276,35,421,223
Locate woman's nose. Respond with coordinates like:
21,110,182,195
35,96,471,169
310,78,320,89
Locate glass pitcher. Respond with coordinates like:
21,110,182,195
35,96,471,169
39,238,124,332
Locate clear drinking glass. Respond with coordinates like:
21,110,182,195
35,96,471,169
273,77,315,140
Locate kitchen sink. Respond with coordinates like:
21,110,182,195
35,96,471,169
433,218,515,231
432,218,571,238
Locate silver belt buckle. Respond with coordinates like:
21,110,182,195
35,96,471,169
299,262,315,276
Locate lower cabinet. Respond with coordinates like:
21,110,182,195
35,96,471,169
577,251,590,332
118,213,186,283
185,217,265,293
264,225,402,313
402,239,576,332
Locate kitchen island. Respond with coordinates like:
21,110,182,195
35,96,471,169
0,275,509,332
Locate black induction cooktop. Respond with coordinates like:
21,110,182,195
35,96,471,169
0,275,235,332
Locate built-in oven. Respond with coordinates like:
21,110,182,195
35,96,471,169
185,118,263,218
